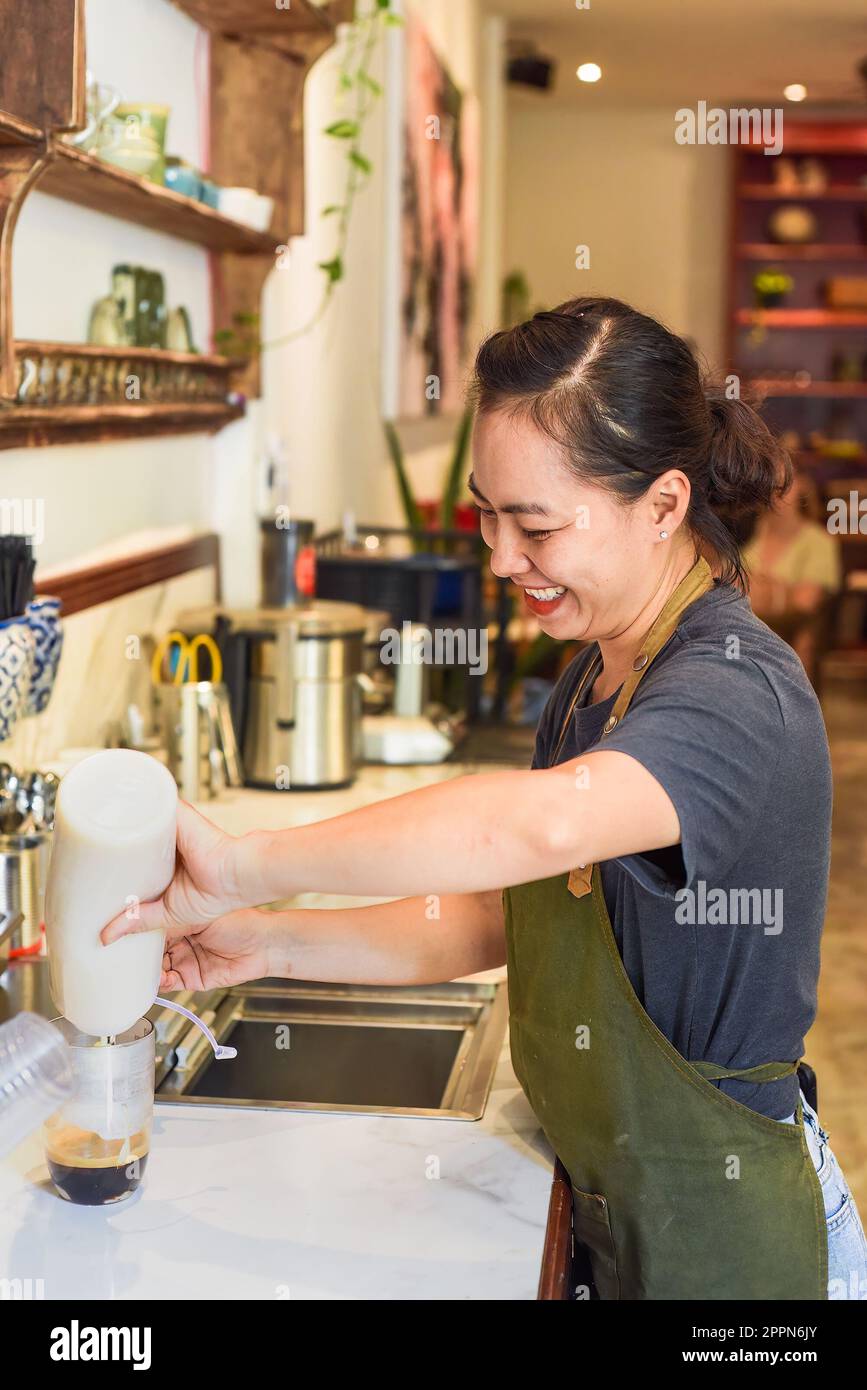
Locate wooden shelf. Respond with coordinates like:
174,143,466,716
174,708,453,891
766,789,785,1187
741,125,867,155
738,184,867,201
748,380,867,398
15,339,240,369
37,142,278,253
35,532,220,616
737,244,867,261
736,308,867,328
0,341,244,448
0,400,244,449
795,449,867,466
170,0,338,46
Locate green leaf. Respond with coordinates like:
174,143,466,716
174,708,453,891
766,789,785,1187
339,72,354,90
324,119,359,139
359,72,382,96
383,12,404,25
349,150,372,175
376,0,390,9
318,256,344,285
440,404,474,529
384,419,423,534
321,204,344,217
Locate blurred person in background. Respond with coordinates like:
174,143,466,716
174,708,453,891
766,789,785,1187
743,469,842,688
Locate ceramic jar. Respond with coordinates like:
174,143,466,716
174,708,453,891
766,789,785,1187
0,619,36,743
24,597,63,715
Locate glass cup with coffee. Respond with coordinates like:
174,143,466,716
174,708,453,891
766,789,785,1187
43,1016,154,1205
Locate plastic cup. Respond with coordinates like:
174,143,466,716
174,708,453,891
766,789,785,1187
42,1016,154,1205
0,1012,74,1158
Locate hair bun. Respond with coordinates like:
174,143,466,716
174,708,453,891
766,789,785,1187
704,386,791,516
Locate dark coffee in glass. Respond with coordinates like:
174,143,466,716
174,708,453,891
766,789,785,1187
45,1126,149,1205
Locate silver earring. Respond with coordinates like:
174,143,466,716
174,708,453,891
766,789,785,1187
659,529,669,540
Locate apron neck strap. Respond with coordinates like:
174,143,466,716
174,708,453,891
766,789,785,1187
605,555,715,732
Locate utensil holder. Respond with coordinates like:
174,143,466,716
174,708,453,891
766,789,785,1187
0,831,50,950
155,680,243,800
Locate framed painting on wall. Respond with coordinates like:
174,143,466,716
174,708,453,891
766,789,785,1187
382,4,480,422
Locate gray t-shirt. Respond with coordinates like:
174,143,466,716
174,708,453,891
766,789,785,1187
531,581,831,1120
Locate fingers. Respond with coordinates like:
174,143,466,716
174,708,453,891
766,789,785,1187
100,896,168,946
160,940,203,993
176,798,228,856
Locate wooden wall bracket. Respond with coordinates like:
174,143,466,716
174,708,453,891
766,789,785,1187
208,19,348,396
0,143,50,401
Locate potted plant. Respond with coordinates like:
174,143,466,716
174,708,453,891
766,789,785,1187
384,405,476,533
753,268,794,309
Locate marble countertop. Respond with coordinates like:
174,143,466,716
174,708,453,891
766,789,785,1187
0,764,554,1301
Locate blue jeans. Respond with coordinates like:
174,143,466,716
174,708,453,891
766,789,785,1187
780,1094,867,1300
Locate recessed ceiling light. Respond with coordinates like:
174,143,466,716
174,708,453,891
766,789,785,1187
784,83,807,102
577,63,602,83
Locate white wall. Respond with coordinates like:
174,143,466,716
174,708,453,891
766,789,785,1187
5,0,214,571
504,103,730,371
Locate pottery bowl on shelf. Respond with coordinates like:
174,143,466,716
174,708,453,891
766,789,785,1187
218,186,275,232
112,104,170,182
164,157,203,201
98,118,162,179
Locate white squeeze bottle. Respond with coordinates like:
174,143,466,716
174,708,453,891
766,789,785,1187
45,749,178,1038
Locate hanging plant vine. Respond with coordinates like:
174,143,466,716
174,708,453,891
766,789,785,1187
257,0,401,352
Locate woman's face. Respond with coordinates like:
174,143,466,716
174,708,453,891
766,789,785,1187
471,408,680,642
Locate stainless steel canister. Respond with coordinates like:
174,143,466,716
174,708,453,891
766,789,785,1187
244,605,366,790
259,518,315,608
0,832,50,950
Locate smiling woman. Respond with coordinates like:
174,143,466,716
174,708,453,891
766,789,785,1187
468,295,790,638
102,296,866,1303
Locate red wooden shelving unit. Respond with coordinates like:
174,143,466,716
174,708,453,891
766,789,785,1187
736,308,867,327
738,244,867,261
728,120,867,490
728,119,867,663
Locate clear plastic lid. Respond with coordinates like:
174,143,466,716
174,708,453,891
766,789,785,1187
0,1012,74,1158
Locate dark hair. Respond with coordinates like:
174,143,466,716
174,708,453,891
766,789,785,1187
470,296,791,589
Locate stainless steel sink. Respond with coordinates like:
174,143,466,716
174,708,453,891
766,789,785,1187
153,978,507,1121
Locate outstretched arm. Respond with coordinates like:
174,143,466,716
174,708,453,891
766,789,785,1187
157,891,506,993
103,748,679,946
244,748,679,901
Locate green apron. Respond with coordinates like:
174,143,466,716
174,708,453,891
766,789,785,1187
504,557,827,1300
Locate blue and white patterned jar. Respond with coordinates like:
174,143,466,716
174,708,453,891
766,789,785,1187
23,596,63,715
0,618,36,742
